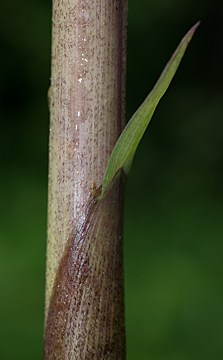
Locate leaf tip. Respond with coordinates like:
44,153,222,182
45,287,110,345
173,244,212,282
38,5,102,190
187,21,201,40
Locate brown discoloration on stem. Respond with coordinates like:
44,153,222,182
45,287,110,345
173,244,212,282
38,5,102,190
45,0,127,358
44,182,125,359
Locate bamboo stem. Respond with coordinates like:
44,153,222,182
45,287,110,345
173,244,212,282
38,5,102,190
44,1,127,358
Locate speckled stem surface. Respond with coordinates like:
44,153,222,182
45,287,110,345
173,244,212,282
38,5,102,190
44,1,127,359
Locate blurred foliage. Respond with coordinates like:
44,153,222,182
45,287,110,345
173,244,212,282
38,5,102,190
0,0,223,359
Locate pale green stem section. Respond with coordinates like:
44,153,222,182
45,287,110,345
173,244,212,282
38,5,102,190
45,0,127,358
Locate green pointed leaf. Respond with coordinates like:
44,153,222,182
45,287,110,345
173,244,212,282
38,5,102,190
99,22,200,200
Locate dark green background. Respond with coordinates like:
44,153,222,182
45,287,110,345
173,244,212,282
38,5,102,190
1,1,223,359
